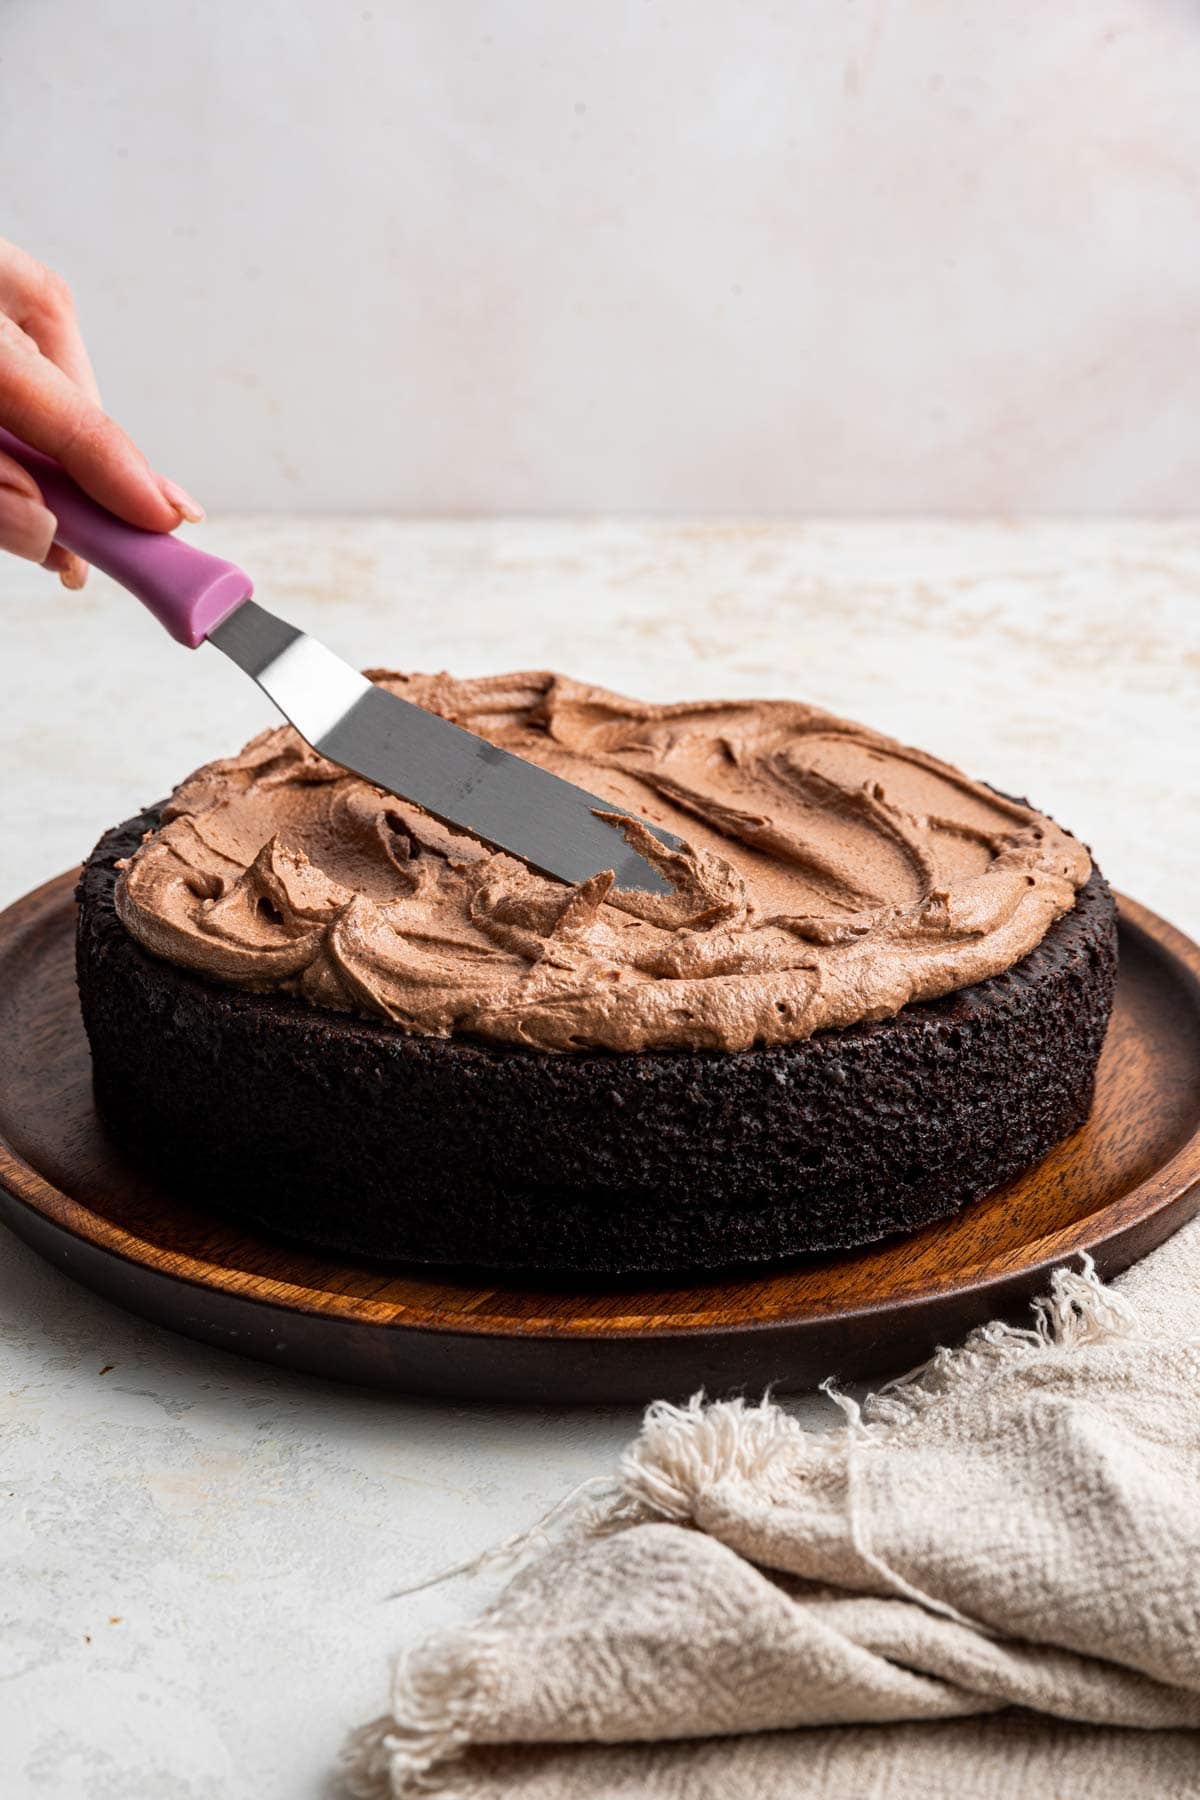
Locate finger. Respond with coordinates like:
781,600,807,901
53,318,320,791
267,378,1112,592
0,442,88,585
0,310,187,532
42,544,88,589
0,438,83,581
26,293,101,407
0,447,57,562
0,237,101,402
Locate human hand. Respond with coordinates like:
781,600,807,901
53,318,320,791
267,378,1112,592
0,237,203,588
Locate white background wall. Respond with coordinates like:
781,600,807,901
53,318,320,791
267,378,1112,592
5,0,1200,514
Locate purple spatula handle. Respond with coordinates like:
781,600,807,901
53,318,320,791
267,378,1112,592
0,428,251,647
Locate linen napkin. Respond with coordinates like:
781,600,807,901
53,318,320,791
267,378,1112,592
342,1215,1200,1799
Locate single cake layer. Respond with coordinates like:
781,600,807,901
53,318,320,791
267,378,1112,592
114,672,1091,1053
80,818,1118,1271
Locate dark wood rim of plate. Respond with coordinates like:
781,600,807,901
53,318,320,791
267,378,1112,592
2,869,1200,1402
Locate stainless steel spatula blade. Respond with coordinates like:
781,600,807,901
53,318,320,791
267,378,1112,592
209,600,682,896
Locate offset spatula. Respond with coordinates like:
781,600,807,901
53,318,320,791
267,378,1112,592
1,430,680,895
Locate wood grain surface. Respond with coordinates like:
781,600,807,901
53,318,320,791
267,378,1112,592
1,869,1199,1403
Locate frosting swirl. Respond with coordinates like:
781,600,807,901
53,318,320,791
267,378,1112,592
114,671,1091,1053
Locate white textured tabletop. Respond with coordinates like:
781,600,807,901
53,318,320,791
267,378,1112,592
3,520,1199,1798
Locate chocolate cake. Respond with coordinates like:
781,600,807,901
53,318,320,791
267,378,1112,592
76,673,1118,1274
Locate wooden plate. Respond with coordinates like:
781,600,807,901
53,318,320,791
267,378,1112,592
2,871,1199,1403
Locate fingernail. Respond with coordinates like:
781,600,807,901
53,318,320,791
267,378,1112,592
59,555,88,591
160,477,206,524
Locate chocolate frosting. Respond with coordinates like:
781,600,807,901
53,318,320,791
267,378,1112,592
114,671,1091,1054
